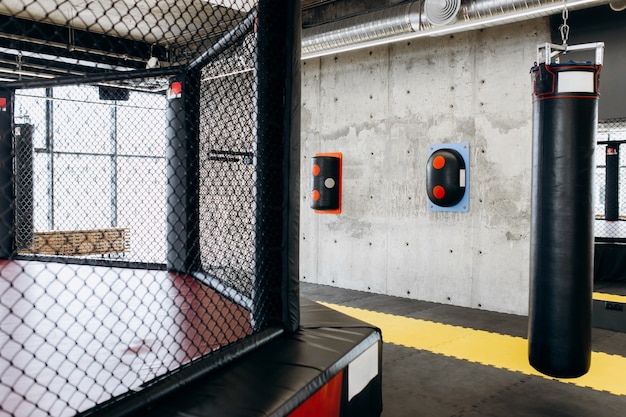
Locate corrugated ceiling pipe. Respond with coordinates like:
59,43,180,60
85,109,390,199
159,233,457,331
302,0,610,58
302,2,421,55
459,0,573,21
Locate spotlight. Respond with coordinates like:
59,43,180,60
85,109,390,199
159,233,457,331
146,56,160,69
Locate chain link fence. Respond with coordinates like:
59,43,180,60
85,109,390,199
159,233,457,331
14,86,167,264
595,118,626,241
0,1,300,416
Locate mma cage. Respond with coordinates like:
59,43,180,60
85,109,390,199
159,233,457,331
595,118,626,241
0,1,301,416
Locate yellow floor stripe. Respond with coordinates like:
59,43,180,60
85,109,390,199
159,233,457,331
594,291,626,304
318,302,626,396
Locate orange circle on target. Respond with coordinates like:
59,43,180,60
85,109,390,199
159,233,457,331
433,185,445,200
312,190,321,202
433,155,446,170
312,164,321,176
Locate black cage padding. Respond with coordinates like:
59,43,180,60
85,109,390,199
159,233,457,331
255,0,301,333
0,89,13,257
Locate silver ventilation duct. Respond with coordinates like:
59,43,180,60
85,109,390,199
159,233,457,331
609,0,626,10
302,0,610,59
302,2,422,55
424,0,462,26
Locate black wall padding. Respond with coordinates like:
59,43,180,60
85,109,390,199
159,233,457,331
528,63,601,378
594,243,626,282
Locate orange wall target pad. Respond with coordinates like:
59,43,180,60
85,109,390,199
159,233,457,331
310,152,342,214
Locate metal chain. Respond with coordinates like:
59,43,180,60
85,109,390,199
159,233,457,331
559,6,570,46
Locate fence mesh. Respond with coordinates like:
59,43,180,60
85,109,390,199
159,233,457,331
197,32,256,298
0,1,298,416
14,86,166,264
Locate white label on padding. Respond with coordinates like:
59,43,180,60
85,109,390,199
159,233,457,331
557,71,594,93
348,343,379,401
459,169,466,187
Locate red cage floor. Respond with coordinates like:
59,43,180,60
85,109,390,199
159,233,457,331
0,260,252,417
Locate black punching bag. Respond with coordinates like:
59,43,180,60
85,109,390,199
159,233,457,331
528,62,601,378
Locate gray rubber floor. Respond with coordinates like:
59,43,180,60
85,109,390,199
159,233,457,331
300,282,626,417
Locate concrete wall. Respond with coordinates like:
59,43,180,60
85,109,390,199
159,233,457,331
300,18,551,316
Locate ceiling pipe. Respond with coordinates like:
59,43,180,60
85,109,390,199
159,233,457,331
609,0,626,10
302,2,422,55
301,0,612,60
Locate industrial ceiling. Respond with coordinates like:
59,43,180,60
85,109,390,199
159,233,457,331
0,0,250,83
0,0,620,87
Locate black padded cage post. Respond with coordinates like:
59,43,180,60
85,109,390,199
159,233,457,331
604,142,619,221
14,122,34,251
255,0,301,333
0,88,14,258
529,42,603,378
166,69,202,274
